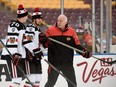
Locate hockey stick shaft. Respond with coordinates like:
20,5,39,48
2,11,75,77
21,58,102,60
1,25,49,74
0,39,34,87
44,59,77,87
49,38,116,64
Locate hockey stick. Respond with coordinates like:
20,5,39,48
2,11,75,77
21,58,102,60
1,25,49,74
49,38,116,64
0,39,34,87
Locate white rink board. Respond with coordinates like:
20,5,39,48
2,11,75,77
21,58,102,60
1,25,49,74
0,54,116,87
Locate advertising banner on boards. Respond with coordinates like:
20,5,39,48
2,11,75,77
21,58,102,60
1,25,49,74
0,54,116,87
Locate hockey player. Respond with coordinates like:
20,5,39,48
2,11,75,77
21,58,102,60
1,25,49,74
1,4,28,87
23,7,45,87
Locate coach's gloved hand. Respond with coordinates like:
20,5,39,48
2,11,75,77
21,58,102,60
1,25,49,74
39,33,47,43
12,53,22,66
33,48,44,60
39,33,49,48
82,49,92,58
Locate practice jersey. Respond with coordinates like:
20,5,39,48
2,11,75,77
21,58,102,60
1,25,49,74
2,20,26,58
23,24,41,55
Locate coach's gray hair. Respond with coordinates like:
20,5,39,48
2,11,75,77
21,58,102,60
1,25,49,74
59,14,68,22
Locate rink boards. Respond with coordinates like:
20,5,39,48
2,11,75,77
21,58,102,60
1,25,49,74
0,54,116,87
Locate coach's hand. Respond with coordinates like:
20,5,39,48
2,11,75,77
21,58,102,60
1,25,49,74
82,49,92,58
12,53,22,66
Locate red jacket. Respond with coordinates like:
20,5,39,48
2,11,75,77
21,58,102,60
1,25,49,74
46,25,81,66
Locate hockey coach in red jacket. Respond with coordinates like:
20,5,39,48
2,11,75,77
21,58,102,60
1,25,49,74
44,14,92,87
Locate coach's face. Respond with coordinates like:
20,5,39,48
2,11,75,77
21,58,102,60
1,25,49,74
57,15,67,31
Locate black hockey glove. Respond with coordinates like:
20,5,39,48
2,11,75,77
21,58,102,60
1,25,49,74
39,33,49,48
76,45,92,58
12,53,22,66
33,48,44,60
82,49,92,58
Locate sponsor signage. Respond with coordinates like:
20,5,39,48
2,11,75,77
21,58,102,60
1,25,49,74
0,54,116,87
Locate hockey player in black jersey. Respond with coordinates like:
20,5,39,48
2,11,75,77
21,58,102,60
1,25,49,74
1,4,28,87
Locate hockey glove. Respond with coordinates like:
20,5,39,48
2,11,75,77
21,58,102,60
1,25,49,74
39,33,49,48
12,53,22,66
33,48,44,60
82,49,92,58
75,45,92,58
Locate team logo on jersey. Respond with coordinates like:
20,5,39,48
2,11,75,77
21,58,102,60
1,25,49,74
29,28,33,31
67,37,71,41
9,37,15,43
12,28,15,32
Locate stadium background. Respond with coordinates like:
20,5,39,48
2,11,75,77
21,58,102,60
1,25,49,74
0,0,116,53
0,0,116,87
